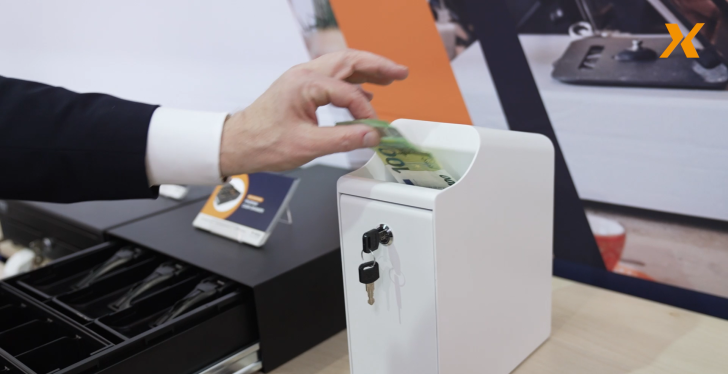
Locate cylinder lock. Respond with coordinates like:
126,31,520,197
362,224,393,253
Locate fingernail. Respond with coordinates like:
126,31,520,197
363,131,379,147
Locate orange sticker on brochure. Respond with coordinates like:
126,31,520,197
193,173,299,247
200,175,249,219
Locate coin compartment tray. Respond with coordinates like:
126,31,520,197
0,288,109,374
0,242,256,374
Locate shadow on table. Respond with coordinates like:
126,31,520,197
270,331,350,374
514,280,702,374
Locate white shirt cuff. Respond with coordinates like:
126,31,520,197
146,107,228,186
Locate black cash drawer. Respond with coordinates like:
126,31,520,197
1,165,349,373
106,166,348,372
0,186,214,254
1,242,257,374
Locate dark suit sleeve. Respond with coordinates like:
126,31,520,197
0,75,160,203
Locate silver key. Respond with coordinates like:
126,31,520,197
359,261,380,306
366,283,375,305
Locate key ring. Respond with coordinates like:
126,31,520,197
361,249,378,266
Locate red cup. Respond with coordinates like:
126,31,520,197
586,214,626,271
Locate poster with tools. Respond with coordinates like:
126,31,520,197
287,0,728,313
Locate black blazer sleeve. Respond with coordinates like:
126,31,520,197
0,75,160,203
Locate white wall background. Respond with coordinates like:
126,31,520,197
451,36,728,221
0,0,361,170
0,0,311,112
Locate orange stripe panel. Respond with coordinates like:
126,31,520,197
329,0,472,125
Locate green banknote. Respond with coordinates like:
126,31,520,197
337,120,457,189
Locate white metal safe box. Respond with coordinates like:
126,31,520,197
337,119,555,374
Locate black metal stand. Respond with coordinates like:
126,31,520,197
462,0,605,268
552,36,728,89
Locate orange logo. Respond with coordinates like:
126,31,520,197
661,23,704,58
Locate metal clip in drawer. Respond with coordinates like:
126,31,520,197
199,343,262,374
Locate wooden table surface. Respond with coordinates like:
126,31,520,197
271,277,728,374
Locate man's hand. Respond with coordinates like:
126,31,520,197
219,50,409,176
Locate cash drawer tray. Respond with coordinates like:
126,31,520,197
1,242,258,374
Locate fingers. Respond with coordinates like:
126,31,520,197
303,50,409,85
303,75,377,119
357,86,374,101
297,74,382,157
302,124,380,158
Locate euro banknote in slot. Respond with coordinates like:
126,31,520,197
336,119,457,189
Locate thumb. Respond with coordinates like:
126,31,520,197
303,124,380,158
